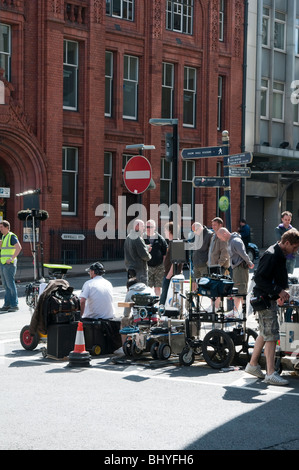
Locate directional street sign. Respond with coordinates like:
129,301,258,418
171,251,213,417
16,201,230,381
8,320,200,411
227,152,253,165
182,145,228,159
123,155,152,194
192,176,230,188
229,167,251,178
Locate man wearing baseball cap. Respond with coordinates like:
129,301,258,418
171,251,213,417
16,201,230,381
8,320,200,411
79,262,115,320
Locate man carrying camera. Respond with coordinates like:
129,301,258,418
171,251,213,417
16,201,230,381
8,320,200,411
245,229,299,386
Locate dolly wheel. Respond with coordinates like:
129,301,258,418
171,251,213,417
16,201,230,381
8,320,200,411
179,346,195,366
202,329,235,369
123,339,132,356
91,345,102,356
150,341,159,359
158,343,171,360
20,325,40,351
131,341,143,359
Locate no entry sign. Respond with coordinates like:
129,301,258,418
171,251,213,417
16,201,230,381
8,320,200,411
123,156,152,194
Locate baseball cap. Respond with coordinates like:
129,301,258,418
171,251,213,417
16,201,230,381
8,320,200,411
85,262,105,275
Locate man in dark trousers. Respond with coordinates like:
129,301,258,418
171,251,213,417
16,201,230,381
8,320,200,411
275,210,296,274
245,228,299,386
124,219,151,285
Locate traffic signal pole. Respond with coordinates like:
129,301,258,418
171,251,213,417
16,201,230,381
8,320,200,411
172,121,178,210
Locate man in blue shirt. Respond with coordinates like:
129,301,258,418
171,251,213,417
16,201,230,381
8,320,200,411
275,211,296,274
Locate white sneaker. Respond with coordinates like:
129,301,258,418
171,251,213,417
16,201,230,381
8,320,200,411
264,372,289,386
245,363,265,379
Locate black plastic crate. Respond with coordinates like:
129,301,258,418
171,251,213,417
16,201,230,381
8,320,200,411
82,319,121,355
47,322,78,358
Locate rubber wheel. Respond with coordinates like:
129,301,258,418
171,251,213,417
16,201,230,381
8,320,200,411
91,345,102,356
158,342,171,360
150,341,159,359
179,346,195,366
247,248,255,263
202,329,235,369
131,341,143,359
123,339,132,356
20,325,40,351
233,328,258,366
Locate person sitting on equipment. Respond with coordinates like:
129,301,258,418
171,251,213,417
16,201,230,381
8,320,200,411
79,262,115,320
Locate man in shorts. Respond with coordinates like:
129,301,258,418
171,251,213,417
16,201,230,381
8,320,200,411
144,220,167,296
191,222,213,290
245,228,299,386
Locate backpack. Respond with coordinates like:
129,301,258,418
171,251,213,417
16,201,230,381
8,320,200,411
45,285,80,323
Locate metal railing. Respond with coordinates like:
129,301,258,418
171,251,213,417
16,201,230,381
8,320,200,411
49,229,125,264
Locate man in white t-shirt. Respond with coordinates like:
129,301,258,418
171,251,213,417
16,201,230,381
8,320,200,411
79,262,115,320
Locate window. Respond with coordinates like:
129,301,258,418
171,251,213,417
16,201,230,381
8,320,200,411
274,11,286,51
105,51,113,117
160,158,172,207
166,0,193,35
62,147,78,215
104,152,113,211
261,78,269,119
183,66,196,127
182,160,195,218
262,7,270,47
123,55,138,120
162,62,174,119
0,23,11,81
217,76,223,130
63,40,78,110
219,0,224,42
106,0,134,21
273,81,285,121
296,18,299,56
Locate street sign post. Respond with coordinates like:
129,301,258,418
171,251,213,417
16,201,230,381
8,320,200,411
192,176,230,188
229,167,251,178
123,155,152,194
181,145,228,159
227,152,252,165
180,134,253,231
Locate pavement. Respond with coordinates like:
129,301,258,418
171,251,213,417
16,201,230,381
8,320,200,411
13,250,299,283
14,257,126,283
13,249,267,283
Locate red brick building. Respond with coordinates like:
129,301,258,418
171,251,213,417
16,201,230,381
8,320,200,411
0,0,245,265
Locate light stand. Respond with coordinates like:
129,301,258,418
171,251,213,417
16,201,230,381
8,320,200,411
17,189,48,282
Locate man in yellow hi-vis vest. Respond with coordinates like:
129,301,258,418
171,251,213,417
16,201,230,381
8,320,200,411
0,220,22,312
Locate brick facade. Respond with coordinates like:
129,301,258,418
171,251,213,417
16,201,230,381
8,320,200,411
0,0,244,264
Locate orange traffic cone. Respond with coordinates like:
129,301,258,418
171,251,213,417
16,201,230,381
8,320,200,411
68,321,91,367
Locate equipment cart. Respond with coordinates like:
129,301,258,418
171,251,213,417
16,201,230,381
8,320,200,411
276,283,299,375
20,264,73,351
179,275,258,369
119,293,185,360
